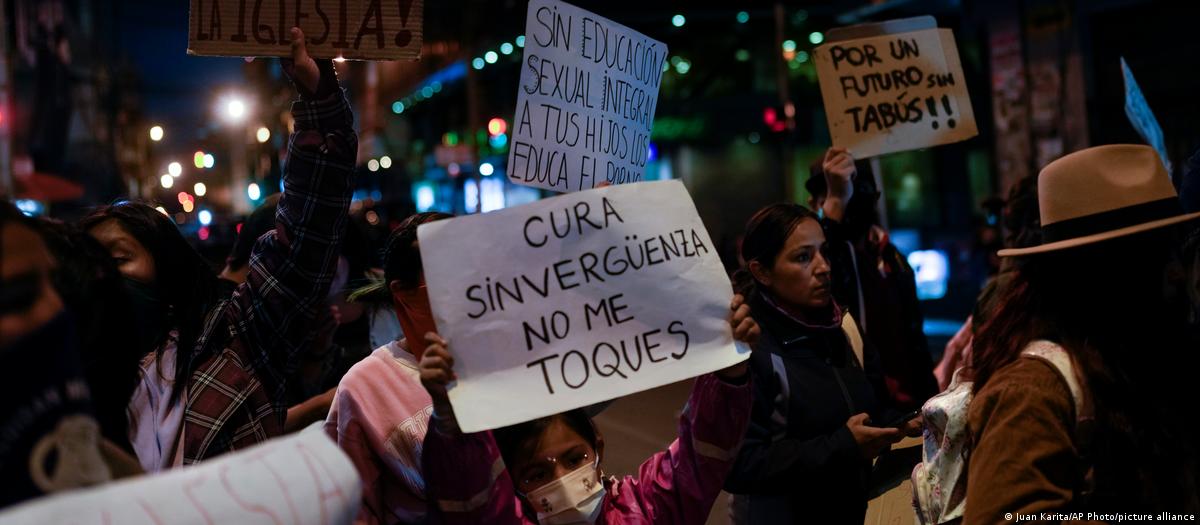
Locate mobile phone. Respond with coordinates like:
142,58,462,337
872,410,920,429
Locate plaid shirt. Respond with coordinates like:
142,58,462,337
180,91,356,464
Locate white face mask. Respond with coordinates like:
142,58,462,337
523,459,606,525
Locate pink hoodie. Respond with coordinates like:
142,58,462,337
422,373,751,524
325,340,433,524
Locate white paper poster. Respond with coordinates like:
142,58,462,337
814,22,977,158
0,426,361,525
418,180,747,432
508,0,668,192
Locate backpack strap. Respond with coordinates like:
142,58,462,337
841,312,865,369
1020,340,1096,497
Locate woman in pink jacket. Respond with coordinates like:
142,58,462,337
417,297,760,524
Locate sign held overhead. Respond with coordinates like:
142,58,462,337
188,0,423,60
814,17,977,158
508,0,668,192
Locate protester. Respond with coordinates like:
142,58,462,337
724,202,920,524
416,297,759,524
0,203,111,508
960,145,1200,521
77,27,356,468
807,147,937,409
934,174,1041,389
323,211,452,524
219,194,375,434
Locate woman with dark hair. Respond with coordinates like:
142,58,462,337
29,219,140,455
416,299,759,524
960,145,1200,522
77,28,357,469
324,211,453,524
723,202,917,524
0,202,111,508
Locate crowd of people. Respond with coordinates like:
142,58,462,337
2,27,1199,525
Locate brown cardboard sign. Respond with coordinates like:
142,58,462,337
187,0,423,60
814,19,976,158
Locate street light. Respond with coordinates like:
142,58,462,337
223,97,247,123
168,161,182,177
256,127,271,143
149,126,164,142
194,182,207,197
160,174,174,188
247,183,261,201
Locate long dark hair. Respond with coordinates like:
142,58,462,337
733,203,822,296
34,218,140,451
80,201,220,401
972,224,1199,511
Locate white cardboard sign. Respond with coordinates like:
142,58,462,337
507,0,668,192
0,426,361,525
418,180,746,432
814,25,977,158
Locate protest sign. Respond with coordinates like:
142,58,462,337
508,0,668,192
814,17,977,158
1121,57,1171,173
0,426,360,525
187,0,423,60
418,180,747,432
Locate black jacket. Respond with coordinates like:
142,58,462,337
725,291,900,525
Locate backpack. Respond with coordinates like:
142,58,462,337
911,340,1093,524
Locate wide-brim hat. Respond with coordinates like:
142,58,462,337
999,144,1200,257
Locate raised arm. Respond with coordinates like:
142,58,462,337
231,28,357,401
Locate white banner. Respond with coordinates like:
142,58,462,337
0,426,361,525
419,180,746,432
507,0,667,192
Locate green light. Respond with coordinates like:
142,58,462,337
472,57,485,70
809,31,824,44
735,49,750,62
443,132,459,146
516,35,525,47
421,86,434,98
674,60,691,75
484,51,498,64
671,14,686,27
392,101,405,114
788,60,801,70
796,51,809,63
782,39,797,52
500,42,514,55
662,61,669,72
670,56,682,66
431,81,443,93
736,11,749,24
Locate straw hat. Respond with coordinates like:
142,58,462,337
999,144,1200,256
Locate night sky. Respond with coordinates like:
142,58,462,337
114,0,244,152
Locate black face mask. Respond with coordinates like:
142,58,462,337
0,309,107,506
121,277,170,355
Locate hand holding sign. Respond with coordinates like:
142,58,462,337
418,180,747,432
420,294,759,431
716,295,758,382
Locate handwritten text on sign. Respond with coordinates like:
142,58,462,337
418,180,745,432
815,28,977,158
509,0,667,192
0,427,360,525
187,0,423,60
